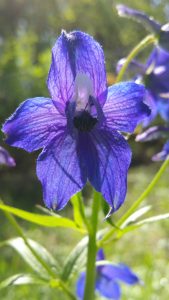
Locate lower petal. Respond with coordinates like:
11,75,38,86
76,272,86,300
80,129,131,212
36,133,87,210
96,277,121,299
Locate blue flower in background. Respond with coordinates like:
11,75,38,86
0,146,15,167
144,47,169,124
116,4,169,51
136,126,169,161
76,249,140,300
152,140,169,161
117,46,169,127
2,30,149,211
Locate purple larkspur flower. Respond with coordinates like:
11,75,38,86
76,249,140,300
116,4,169,51
2,30,149,211
117,46,169,126
142,47,169,125
0,146,15,167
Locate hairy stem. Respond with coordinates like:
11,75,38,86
116,34,156,83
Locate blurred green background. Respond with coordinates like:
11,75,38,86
0,0,169,299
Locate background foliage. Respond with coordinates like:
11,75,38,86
0,0,169,299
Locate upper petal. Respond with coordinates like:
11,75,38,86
0,146,15,167
79,129,132,212
101,264,140,285
47,30,107,108
103,82,150,133
2,97,66,152
36,132,87,210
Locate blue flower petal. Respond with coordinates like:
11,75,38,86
158,99,169,122
79,129,132,212
76,272,86,300
95,276,121,299
0,146,15,167
96,248,105,261
101,264,140,285
103,82,149,133
2,97,66,152
152,140,169,161
36,133,87,210
142,91,158,127
145,48,169,96
116,4,161,34
136,126,169,142
47,30,107,110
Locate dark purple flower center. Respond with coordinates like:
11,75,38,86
73,111,97,132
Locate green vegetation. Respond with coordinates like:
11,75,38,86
0,0,169,299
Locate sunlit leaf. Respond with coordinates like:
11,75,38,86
117,213,169,238
0,203,85,232
4,237,60,278
121,205,151,228
71,193,85,228
61,236,88,281
0,274,46,290
137,213,169,225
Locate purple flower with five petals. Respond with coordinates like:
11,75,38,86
0,146,15,167
2,31,149,211
76,249,140,300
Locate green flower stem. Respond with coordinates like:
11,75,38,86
2,208,76,300
116,34,156,83
99,158,169,245
83,191,100,300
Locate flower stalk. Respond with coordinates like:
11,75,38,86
83,191,100,300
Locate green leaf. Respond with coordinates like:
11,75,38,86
137,213,169,226
121,205,151,228
0,203,85,232
4,237,60,278
0,274,46,289
117,213,169,239
61,236,88,281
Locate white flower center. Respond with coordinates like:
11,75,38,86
74,73,94,111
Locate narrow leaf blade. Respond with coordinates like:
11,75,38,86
0,203,85,232
5,237,59,278
0,274,46,290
